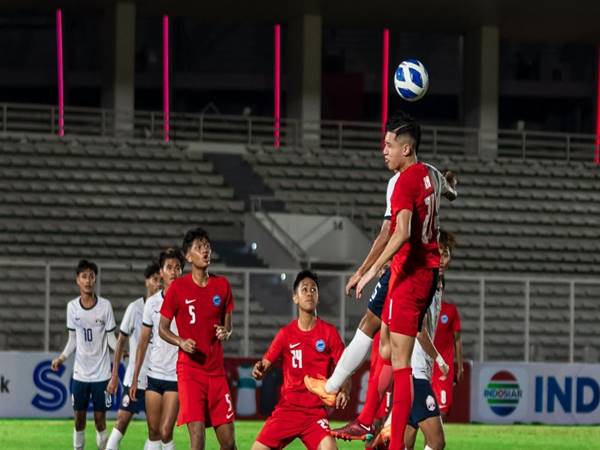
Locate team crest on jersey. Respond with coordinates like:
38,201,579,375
426,395,436,411
441,314,449,324
212,295,222,307
95,319,105,326
315,339,326,352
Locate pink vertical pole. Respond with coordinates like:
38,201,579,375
594,44,600,166
163,15,170,143
381,28,390,141
56,9,64,137
274,24,281,149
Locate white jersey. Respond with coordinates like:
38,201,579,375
66,296,116,382
424,162,455,235
142,290,178,382
120,297,149,389
411,282,443,380
383,172,400,219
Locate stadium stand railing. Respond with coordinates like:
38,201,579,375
1,260,599,364
0,103,596,161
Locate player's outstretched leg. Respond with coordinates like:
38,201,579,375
305,308,382,406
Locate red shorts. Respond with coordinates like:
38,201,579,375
177,368,234,427
256,405,331,450
432,366,454,413
383,268,437,337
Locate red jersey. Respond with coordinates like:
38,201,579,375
161,273,234,376
433,301,461,364
264,318,344,410
389,162,440,274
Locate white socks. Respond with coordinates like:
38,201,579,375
162,441,175,450
74,430,85,450
325,329,373,393
105,428,123,450
424,446,434,450
96,429,108,450
145,440,162,450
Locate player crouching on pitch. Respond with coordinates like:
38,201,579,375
251,270,350,450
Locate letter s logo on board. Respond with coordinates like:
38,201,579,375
31,360,68,411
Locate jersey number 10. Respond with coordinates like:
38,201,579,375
83,328,93,342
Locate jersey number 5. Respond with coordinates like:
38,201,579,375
188,305,196,324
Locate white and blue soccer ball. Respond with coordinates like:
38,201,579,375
394,59,429,102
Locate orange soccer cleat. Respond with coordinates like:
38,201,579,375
303,375,337,407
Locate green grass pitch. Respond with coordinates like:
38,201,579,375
1,420,600,449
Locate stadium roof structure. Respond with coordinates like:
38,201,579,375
2,0,600,42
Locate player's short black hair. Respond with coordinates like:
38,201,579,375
144,260,160,279
293,270,319,292
386,111,421,153
439,229,457,253
76,259,98,276
158,247,185,270
182,227,211,256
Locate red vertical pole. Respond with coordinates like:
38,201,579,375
274,24,281,149
163,15,170,143
56,9,64,137
595,44,600,165
381,28,390,140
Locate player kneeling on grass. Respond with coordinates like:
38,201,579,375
105,261,162,450
251,270,350,450
51,259,118,450
159,227,237,450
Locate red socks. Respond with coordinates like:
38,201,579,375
390,367,413,450
358,333,393,426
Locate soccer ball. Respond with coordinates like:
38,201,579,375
394,59,429,102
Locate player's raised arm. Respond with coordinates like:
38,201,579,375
346,219,392,296
356,208,412,298
442,169,458,201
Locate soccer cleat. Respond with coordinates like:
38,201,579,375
364,418,384,449
304,375,337,407
330,419,374,441
369,424,391,449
